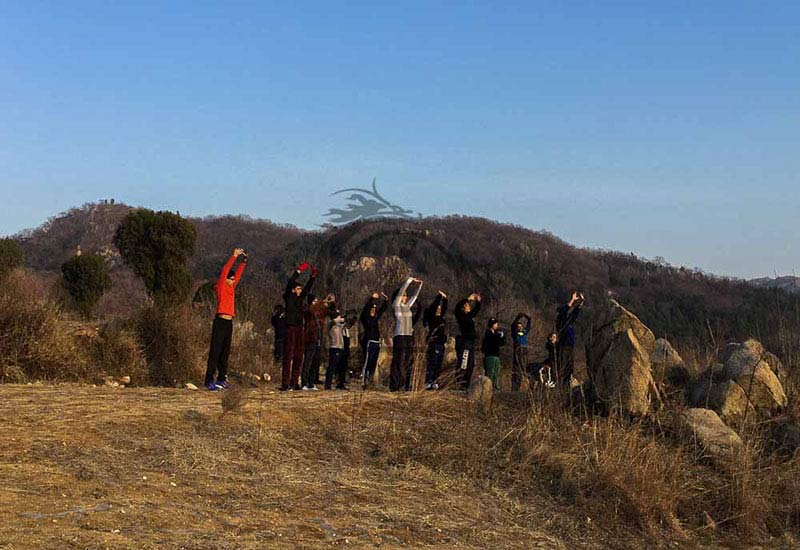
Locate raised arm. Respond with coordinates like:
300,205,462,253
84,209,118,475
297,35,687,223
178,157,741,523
469,298,482,318
393,277,414,309
361,296,377,325
299,266,317,299
217,255,237,287
408,279,423,307
232,257,247,286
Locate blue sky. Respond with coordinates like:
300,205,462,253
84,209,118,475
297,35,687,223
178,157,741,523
1,1,798,278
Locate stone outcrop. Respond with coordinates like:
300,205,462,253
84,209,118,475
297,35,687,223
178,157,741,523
586,299,661,416
674,408,744,464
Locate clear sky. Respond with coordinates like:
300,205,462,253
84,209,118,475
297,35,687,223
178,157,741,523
1,1,798,279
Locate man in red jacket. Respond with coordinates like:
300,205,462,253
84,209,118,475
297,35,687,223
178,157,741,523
204,248,247,391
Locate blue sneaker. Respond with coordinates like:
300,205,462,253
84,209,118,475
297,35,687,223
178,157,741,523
206,382,221,391
217,381,231,390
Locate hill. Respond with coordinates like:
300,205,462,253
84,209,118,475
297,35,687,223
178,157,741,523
751,276,800,295
14,202,800,359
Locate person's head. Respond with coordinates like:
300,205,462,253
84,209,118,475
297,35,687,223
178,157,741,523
548,332,558,344
516,321,523,332
292,283,303,296
369,302,378,317
274,304,284,314
435,304,442,317
462,301,471,314
225,270,236,286
488,318,498,331
400,292,409,304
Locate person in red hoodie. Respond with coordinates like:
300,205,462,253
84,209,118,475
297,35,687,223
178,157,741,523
204,248,247,391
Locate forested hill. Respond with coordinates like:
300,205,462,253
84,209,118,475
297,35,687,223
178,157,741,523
14,202,800,355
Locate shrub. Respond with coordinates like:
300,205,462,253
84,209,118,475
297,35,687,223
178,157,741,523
61,254,112,318
114,209,197,306
91,322,148,385
0,271,90,382
135,305,206,386
0,238,24,282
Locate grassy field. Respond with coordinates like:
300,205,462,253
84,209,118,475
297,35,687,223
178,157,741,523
0,384,756,549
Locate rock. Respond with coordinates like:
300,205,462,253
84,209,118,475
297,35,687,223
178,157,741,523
586,300,661,416
348,256,376,272
185,383,198,391
733,363,787,414
119,375,131,385
675,408,743,463
444,337,457,368
763,351,787,384
718,339,787,414
651,338,692,386
769,422,800,457
689,378,755,426
720,339,765,379
467,376,493,410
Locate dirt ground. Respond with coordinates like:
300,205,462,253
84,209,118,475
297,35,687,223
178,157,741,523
1,384,713,550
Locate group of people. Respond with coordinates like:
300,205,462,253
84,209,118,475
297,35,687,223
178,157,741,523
204,249,586,394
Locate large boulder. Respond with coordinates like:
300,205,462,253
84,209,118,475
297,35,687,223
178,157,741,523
675,408,744,464
444,337,457,368
720,339,787,414
688,378,755,427
586,299,661,416
652,338,692,387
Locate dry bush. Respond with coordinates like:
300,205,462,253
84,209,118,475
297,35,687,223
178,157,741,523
0,270,91,382
91,321,148,385
135,305,206,386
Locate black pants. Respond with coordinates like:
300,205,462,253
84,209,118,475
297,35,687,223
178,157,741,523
325,348,347,389
390,335,415,391
205,316,233,385
425,343,445,385
273,337,284,360
361,340,381,387
511,345,529,391
556,344,574,386
301,342,321,388
454,337,475,390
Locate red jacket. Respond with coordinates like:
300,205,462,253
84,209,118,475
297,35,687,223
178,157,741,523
215,255,245,317
303,301,329,345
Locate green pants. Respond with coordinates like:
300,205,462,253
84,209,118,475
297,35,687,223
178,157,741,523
483,356,501,390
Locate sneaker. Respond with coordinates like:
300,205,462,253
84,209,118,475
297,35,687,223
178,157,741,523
291,385,302,391
216,381,231,390
309,385,319,391
278,385,289,392
301,385,310,391
205,382,221,391
546,380,556,388
424,383,433,390
431,383,439,390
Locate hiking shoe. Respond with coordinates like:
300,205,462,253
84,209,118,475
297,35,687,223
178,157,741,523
216,381,231,390
431,383,439,390
309,385,319,391
424,383,433,390
301,385,310,391
206,382,221,391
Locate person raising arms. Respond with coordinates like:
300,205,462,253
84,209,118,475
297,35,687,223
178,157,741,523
423,291,448,390
453,292,482,390
204,248,247,391
281,262,316,391
389,276,423,392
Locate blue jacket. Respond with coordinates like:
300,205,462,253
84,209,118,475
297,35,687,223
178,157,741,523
556,303,582,347
512,313,531,347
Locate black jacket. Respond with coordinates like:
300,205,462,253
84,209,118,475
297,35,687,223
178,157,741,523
271,311,287,339
482,328,506,356
360,297,388,343
423,295,448,345
283,271,315,327
454,298,481,341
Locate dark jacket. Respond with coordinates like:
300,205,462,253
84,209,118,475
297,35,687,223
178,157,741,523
556,302,582,347
303,301,328,345
511,313,531,347
271,311,287,339
360,297,388,343
454,298,481,341
482,328,506,356
423,295,448,345
545,340,557,366
283,271,315,326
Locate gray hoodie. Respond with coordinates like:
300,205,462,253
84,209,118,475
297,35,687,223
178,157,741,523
393,276,422,337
